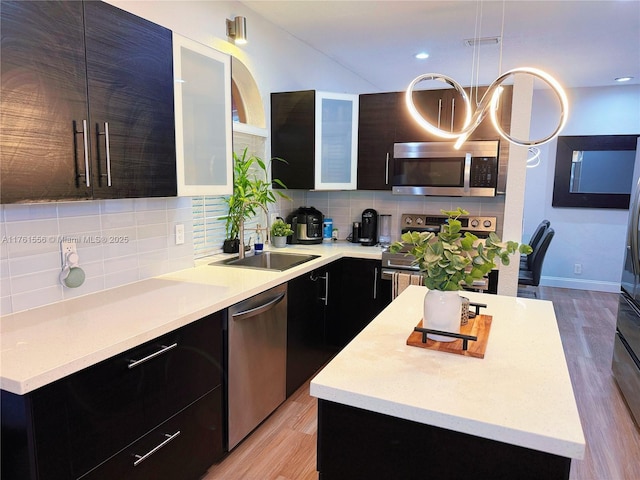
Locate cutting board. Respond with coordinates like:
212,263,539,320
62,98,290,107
406,314,492,359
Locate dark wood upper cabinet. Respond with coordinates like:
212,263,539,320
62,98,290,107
357,93,398,190
0,1,176,204
271,91,316,189
271,90,359,190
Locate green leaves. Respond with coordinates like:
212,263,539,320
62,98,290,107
390,208,528,291
221,147,291,239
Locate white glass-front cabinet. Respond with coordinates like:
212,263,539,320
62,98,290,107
315,92,359,190
173,34,232,196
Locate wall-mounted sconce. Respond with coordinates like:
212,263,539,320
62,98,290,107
226,16,247,44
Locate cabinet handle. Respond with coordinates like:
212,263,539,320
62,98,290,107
98,122,112,187
385,153,389,185
437,98,442,129
75,120,91,187
373,267,378,300
128,343,178,369
133,430,181,467
319,272,329,306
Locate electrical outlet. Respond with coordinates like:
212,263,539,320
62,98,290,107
60,240,78,266
175,224,185,245
574,263,582,275
270,212,281,225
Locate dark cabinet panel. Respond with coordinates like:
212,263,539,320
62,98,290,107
81,387,223,480
357,93,398,190
0,1,91,202
0,1,176,204
395,89,449,143
286,262,342,397
83,1,176,199
336,258,390,345
271,90,316,189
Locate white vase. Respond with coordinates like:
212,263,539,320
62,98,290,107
272,236,287,248
423,289,462,342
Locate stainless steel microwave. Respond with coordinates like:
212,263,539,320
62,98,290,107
391,140,500,197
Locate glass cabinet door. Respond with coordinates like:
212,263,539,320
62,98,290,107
314,92,359,190
173,34,232,196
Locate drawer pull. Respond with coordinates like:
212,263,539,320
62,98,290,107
133,430,181,467
128,343,178,369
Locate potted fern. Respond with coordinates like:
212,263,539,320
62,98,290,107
221,148,289,253
389,207,532,341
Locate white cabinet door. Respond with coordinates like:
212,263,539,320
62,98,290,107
173,34,232,196
314,92,359,190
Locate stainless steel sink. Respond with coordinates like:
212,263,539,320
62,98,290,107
210,251,320,271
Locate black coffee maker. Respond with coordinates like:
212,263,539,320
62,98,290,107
360,208,378,246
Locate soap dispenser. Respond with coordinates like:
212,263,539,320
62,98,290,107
255,224,264,253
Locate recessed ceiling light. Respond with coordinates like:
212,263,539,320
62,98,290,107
615,76,633,82
415,52,429,60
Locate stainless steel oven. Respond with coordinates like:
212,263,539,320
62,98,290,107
392,140,500,197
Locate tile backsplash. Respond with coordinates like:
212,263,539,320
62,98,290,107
1,191,504,315
274,190,505,244
1,197,194,315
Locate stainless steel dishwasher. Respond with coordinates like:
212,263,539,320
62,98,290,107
227,283,287,450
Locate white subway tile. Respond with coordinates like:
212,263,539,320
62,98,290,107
3,203,58,221
11,285,63,312
56,201,100,217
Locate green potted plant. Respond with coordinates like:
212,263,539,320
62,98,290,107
389,207,532,341
270,219,294,248
221,148,289,253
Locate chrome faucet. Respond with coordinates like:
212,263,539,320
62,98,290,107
237,204,271,260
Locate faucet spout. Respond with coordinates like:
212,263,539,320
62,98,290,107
237,202,270,260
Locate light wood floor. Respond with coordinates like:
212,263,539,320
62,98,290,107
203,286,640,480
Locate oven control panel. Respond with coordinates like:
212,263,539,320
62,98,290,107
400,213,497,234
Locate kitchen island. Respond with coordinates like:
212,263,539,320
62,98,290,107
310,285,585,480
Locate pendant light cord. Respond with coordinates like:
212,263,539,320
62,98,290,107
470,0,483,106
499,0,506,75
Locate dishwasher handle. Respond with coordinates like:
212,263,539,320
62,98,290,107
231,292,286,321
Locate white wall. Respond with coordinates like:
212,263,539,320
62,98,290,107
523,84,640,292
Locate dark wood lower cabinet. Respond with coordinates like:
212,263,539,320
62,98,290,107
317,399,571,480
335,258,391,345
286,263,342,397
0,312,224,480
81,387,223,480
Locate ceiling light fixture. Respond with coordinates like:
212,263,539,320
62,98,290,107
406,67,569,149
527,147,541,168
406,1,568,150
226,16,247,44
615,76,633,82
464,36,501,47
415,52,430,60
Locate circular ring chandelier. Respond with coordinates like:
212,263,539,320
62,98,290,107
405,67,569,150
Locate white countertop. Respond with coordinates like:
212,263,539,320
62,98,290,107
1,242,383,395
310,285,586,460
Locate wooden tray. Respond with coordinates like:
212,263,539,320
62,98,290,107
406,314,492,359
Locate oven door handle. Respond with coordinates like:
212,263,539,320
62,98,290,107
384,262,420,270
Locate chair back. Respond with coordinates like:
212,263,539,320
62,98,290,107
527,227,555,286
525,220,550,269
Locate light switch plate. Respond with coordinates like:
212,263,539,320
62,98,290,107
175,224,185,245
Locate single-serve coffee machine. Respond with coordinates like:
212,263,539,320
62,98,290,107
359,208,378,246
